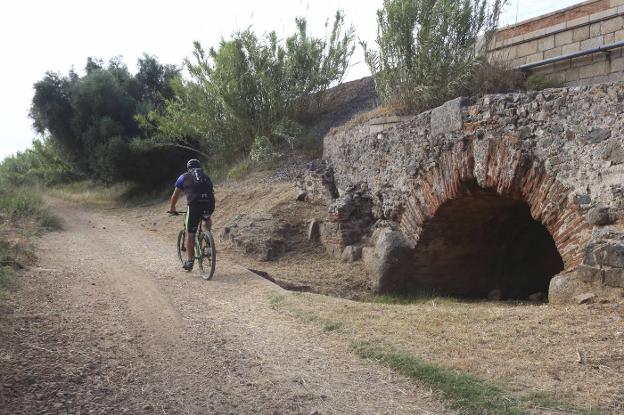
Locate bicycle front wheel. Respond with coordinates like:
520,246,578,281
177,229,186,266
197,231,216,280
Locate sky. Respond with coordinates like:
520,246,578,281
0,0,581,161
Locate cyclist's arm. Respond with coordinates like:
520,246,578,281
169,187,183,212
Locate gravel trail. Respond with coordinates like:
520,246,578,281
0,199,450,414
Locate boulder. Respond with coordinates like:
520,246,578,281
307,219,320,242
574,292,596,304
341,245,362,262
220,214,290,261
364,227,415,291
548,273,592,305
586,205,612,226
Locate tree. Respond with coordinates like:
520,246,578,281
140,12,355,164
363,0,505,111
30,56,183,184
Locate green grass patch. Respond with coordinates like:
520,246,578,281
0,266,15,299
351,341,599,415
269,293,286,306
322,320,343,332
227,159,254,180
0,186,43,219
352,341,525,415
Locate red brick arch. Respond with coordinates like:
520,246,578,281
398,138,592,269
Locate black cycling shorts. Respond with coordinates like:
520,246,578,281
185,204,211,234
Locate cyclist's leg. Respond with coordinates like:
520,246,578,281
185,206,201,262
201,210,212,232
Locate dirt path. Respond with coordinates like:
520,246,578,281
0,199,451,415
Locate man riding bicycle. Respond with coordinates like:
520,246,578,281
168,159,215,271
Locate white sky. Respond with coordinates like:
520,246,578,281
0,0,580,161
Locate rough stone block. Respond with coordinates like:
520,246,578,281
511,57,527,68
538,35,555,51
430,97,464,137
601,141,624,164
615,28,624,42
586,205,612,226
573,26,590,42
586,242,624,267
611,0,624,8
586,126,611,142
601,16,624,34
526,52,543,64
341,245,362,262
579,61,608,79
307,219,320,241
562,42,581,55
567,15,590,28
544,46,563,59
549,273,591,305
604,268,624,287
605,33,616,44
610,56,624,72
565,67,580,82
555,31,574,47
577,265,603,283
590,8,618,23
517,39,539,57
574,292,596,304
591,22,602,38
581,36,604,50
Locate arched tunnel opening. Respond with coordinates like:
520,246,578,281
398,182,564,300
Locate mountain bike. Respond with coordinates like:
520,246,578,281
168,210,216,280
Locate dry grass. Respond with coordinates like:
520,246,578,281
48,181,136,208
273,292,623,414
58,170,623,413
331,102,413,135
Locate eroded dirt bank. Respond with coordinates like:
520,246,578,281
0,198,449,414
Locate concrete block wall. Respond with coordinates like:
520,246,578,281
489,0,624,85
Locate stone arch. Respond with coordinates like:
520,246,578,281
393,137,593,298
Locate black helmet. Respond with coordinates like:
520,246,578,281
186,159,201,170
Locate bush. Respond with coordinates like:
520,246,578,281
227,159,254,180
525,73,563,91
30,55,181,185
142,12,355,165
363,0,504,111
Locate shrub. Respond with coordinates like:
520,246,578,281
142,12,355,165
525,73,563,91
363,0,505,111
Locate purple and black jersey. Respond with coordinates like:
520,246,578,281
176,168,215,214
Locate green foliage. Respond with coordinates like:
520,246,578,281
363,0,505,111
352,341,526,414
227,159,254,180
30,55,183,185
142,12,355,165
0,138,77,186
249,136,276,162
525,73,563,91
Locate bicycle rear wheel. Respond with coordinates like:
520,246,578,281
177,229,186,266
197,231,216,280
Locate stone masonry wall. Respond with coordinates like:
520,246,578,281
321,84,624,303
490,0,624,86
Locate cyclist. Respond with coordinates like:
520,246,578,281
168,159,215,271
